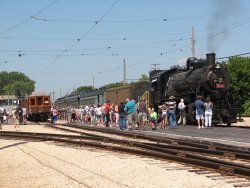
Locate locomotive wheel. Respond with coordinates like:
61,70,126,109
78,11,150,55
187,103,196,125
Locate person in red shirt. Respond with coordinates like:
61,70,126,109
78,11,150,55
104,100,111,127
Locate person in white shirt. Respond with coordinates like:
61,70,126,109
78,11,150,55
22,108,27,124
204,97,213,127
177,99,186,126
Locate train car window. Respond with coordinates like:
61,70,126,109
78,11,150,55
44,97,49,105
30,98,35,106
37,97,43,106
0,99,7,106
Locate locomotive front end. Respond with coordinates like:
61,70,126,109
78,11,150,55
205,65,229,95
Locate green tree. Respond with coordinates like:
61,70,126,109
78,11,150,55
227,56,250,115
0,71,9,93
0,71,35,96
104,82,126,89
243,101,250,116
139,74,149,82
72,86,94,94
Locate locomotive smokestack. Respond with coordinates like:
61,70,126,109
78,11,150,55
206,53,216,65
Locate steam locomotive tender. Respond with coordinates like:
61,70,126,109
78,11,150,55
150,53,242,125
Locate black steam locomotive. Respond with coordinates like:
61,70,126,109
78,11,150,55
150,53,242,125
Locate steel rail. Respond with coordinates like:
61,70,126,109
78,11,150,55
1,132,250,178
53,123,250,154
1,131,250,178
46,124,250,161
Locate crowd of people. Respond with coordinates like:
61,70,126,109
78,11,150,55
0,106,27,130
0,94,214,131
53,95,213,130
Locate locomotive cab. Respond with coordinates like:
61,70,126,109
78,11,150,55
186,57,206,70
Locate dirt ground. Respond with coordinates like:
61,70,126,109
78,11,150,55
233,117,250,126
0,124,239,188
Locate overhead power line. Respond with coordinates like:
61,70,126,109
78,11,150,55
31,8,250,23
0,37,190,54
0,33,191,41
0,0,59,36
2,15,249,67
39,0,120,74
196,17,250,44
217,52,250,60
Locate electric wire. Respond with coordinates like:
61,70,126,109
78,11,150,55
0,0,59,36
1,16,248,56
31,8,250,23
216,52,250,60
39,0,120,74
1,2,250,88
196,17,250,44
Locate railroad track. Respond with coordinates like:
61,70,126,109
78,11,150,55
1,124,250,184
49,122,250,151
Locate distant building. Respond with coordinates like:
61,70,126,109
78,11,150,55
0,95,18,112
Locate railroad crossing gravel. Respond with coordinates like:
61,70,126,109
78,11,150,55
0,124,240,188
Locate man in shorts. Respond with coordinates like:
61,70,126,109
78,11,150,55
195,95,205,129
124,99,138,130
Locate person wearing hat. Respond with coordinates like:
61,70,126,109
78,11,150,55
177,99,186,126
166,95,177,128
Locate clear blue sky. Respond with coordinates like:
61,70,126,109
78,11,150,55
1,0,250,99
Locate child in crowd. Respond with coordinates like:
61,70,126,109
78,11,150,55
149,108,157,130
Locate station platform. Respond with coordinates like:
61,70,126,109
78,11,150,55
148,125,250,149
56,118,250,149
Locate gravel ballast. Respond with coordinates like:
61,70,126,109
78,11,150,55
0,124,238,188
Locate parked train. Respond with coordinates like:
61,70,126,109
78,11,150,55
56,82,150,108
56,53,242,125
150,53,242,125
22,94,51,122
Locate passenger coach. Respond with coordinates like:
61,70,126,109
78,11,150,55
22,94,51,122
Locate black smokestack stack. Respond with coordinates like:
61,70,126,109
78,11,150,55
206,53,215,65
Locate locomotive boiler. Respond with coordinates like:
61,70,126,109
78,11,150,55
150,53,242,125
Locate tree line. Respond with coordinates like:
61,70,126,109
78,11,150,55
0,71,35,97
226,56,250,115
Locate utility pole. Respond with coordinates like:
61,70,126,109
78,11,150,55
51,90,55,106
93,76,95,88
192,25,195,58
123,59,126,86
151,63,160,71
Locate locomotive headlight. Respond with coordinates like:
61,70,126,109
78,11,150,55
218,78,223,83
214,63,221,69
